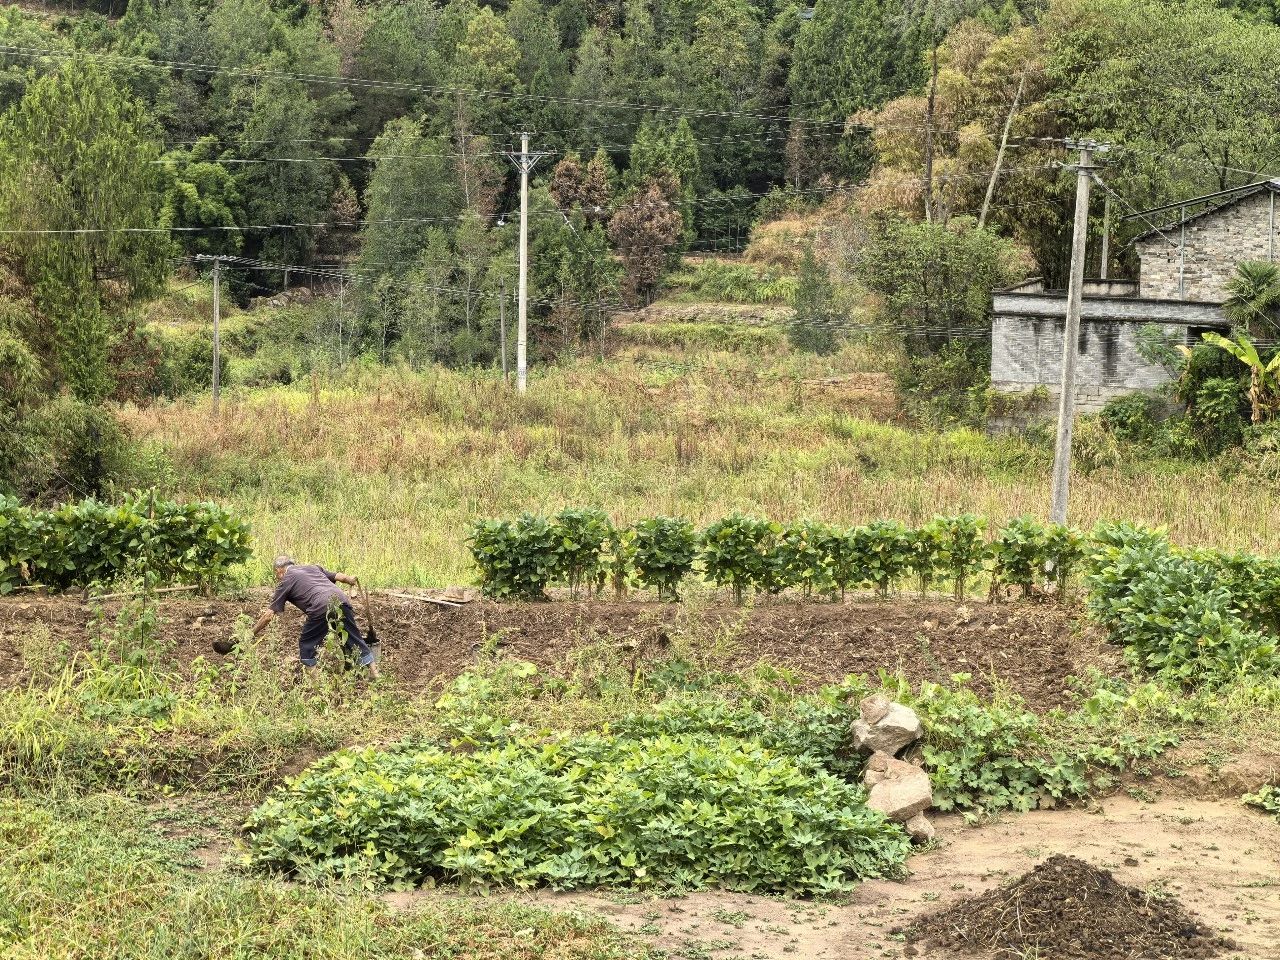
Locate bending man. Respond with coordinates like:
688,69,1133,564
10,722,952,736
252,555,379,679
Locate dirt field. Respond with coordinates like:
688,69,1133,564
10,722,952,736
0,592,1120,710
498,796,1280,960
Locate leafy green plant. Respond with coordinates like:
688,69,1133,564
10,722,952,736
1243,783,1280,821
0,493,250,593
907,520,946,597
244,732,910,894
467,514,558,600
1085,525,1277,685
850,520,913,597
990,516,1048,599
772,520,836,598
1043,523,1086,596
631,517,697,601
548,508,614,599
826,528,866,599
605,526,636,600
698,513,781,603
932,514,989,599
884,676,1177,815
1202,331,1280,424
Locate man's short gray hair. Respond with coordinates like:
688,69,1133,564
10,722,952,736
273,555,296,570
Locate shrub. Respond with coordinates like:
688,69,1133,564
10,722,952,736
826,527,867,599
1099,393,1164,443
1043,523,1086,596
698,513,781,603
849,520,913,597
772,520,837,598
907,520,946,597
631,516,696,601
1085,525,1277,685
891,341,991,429
467,514,558,600
3,397,133,499
932,514,989,599
1190,376,1248,452
244,733,910,894
990,516,1048,598
548,508,614,599
0,493,251,593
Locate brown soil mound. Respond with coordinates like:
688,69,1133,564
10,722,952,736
0,594,1118,710
902,854,1238,959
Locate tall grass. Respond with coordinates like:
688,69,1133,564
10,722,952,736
120,351,1280,587
0,793,650,959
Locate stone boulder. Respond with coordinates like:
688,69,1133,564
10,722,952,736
864,750,933,823
851,694,923,757
904,813,935,843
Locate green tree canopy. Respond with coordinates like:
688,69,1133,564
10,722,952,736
0,61,170,401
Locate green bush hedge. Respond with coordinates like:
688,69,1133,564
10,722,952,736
0,493,251,593
1086,523,1277,685
244,733,910,894
468,512,1280,687
467,511,1073,604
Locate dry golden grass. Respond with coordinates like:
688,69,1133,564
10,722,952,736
121,347,1280,587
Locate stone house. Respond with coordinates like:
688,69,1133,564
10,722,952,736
989,179,1280,417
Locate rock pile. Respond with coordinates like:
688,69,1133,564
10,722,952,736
851,694,934,842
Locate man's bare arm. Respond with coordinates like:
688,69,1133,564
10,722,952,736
335,573,360,587
252,609,275,636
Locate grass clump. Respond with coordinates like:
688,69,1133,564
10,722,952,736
0,599,410,793
0,793,651,960
244,730,909,894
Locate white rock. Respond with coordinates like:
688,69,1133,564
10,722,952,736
851,697,923,756
864,751,933,822
904,813,935,843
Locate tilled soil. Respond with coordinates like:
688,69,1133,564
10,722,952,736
901,853,1238,959
0,592,1119,710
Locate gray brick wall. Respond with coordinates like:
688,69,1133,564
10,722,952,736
990,315,1183,398
1136,189,1279,302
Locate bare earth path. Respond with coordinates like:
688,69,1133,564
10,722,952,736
478,797,1279,960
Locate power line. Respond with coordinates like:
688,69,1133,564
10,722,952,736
0,43,850,129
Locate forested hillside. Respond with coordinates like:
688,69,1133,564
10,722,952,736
2,0,1280,494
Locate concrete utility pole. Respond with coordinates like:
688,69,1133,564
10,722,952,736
212,257,221,416
1049,140,1108,525
499,274,508,382
506,133,552,393
196,255,224,417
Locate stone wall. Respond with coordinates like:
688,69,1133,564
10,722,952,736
1136,188,1279,302
990,315,1185,419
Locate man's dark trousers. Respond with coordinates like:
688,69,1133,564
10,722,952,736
298,601,374,667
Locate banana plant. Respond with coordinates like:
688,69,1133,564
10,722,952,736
1201,331,1280,423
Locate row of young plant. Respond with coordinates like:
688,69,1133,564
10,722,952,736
468,510,1086,603
0,493,252,594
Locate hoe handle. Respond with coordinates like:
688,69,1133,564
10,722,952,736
359,582,376,633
